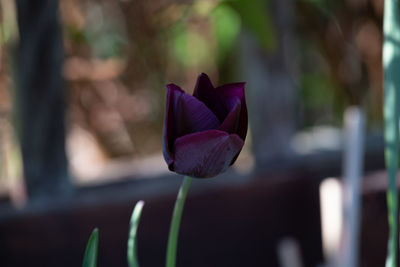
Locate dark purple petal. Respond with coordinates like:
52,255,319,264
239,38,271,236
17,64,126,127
216,82,248,140
193,73,229,122
174,91,220,137
216,82,246,109
218,100,241,134
163,84,220,170
172,130,244,178
163,84,184,169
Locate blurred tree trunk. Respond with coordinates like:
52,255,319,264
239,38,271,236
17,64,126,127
15,0,71,199
240,0,297,169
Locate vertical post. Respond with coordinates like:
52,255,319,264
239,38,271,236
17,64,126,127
320,178,342,266
239,0,296,168
340,107,365,267
15,0,71,199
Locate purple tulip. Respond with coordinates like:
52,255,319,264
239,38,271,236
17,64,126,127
163,73,248,178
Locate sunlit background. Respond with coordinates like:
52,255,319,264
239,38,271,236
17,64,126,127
0,0,384,187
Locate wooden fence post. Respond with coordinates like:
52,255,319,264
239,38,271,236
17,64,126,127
15,0,71,199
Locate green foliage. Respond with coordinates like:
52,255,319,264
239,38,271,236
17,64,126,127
301,0,329,10
300,0,340,15
84,27,126,59
300,72,344,126
128,201,145,267
66,26,87,45
302,73,336,108
211,4,241,63
172,26,210,67
82,228,99,267
83,3,126,59
225,0,276,52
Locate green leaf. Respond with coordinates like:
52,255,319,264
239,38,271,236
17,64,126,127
225,0,276,52
383,0,400,266
127,201,145,267
82,228,99,267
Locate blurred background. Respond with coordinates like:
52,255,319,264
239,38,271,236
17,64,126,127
0,0,392,266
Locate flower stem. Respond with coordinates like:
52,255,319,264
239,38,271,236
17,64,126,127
166,176,192,267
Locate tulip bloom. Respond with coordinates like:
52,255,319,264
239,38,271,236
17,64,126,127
163,73,247,178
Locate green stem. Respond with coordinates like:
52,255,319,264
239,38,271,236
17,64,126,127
383,0,400,266
386,164,398,267
166,176,192,267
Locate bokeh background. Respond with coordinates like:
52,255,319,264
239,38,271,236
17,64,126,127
0,0,392,266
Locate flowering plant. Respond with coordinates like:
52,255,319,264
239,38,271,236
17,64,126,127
163,73,247,267
163,73,247,178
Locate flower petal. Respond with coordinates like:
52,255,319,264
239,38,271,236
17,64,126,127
172,130,244,178
163,84,220,170
175,91,220,137
193,73,229,122
193,74,247,140
163,84,184,169
218,100,241,134
216,82,248,140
